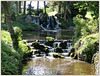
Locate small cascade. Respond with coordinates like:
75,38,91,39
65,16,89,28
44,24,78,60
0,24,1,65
57,42,61,47
40,15,61,30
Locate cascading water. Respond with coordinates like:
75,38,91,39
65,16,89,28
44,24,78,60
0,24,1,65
41,15,61,30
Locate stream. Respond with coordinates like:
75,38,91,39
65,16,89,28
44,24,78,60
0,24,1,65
21,30,96,75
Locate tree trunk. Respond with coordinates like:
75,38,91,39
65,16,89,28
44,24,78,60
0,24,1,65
37,1,39,15
2,1,18,49
19,1,21,13
29,1,32,15
58,2,61,13
64,5,66,21
15,1,19,15
23,1,26,15
44,1,46,14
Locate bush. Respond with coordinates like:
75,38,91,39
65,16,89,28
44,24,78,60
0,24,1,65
73,33,99,63
73,14,99,43
18,41,33,59
1,30,20,75
1,30,33,75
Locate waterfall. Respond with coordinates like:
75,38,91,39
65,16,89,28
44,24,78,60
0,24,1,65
41,24,47,30
57,42,61,47
40,15,61,30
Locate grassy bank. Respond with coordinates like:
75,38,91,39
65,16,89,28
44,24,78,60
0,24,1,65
1,30,33,75
1,21,41,31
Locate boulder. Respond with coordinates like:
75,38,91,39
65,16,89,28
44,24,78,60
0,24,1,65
53,53,65,58
56,47,63,53
25,15,32,23
60,41,67,49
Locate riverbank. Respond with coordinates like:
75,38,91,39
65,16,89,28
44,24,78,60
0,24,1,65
1,30,34,75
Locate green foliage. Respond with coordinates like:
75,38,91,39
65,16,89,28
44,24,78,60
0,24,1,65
1,30,20,75
1,30,33,75
27,3,34,16
1,30,12,45
74,33,99,63
18,41,33,59
73,1,99,18
73,14,99,42
14,27,22,41
60,19,75,29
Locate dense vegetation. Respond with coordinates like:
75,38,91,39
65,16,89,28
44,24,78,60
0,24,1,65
1,29,33,75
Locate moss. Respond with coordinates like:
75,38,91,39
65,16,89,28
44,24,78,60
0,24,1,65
31,41,40,49
53,53,65,59
46,37,54,41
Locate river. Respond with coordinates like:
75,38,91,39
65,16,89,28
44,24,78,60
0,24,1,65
21,30,96,75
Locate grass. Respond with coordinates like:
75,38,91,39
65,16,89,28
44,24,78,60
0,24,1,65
1,21,39,31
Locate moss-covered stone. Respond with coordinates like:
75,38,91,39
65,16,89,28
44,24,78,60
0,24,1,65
71,33,99,63
31,41,40,49
56,47,63,53
53,53,65,59
34,49,41,56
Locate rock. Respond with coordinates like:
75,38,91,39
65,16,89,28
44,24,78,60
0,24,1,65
92,51,99,74
68,48,75,56
56,47,63,53
31,41,40,49
53,53,65,58
25,15,32,23
34,49,41,56
60,41,67,49
45,41,54,47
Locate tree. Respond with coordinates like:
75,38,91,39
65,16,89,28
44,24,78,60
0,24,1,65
23,1,26,15
19,1,21,13
73,1,99,19
15,1,19,15
44,1,46,14
37,1,39,15
27,1,34,15
2,1,18,49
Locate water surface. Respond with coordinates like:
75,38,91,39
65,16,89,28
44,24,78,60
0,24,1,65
22,57,95,75
22,30,74,41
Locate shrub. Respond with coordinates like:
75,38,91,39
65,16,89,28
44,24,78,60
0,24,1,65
73,33,99,63
1,30,33,75
1,30,20,75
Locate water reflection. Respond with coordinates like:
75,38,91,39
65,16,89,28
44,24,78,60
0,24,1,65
22,57,95,75
22,30,74,41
